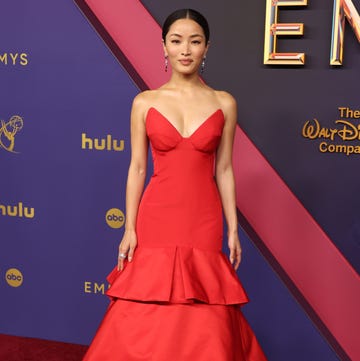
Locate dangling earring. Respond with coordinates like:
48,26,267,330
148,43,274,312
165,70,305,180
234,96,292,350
165,56,168,72
201,57,206,73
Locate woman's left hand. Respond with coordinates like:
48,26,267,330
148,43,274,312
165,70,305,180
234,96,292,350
228,231,242,270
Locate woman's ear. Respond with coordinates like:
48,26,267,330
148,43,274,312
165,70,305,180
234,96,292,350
162,39,168,57
204,41,210,57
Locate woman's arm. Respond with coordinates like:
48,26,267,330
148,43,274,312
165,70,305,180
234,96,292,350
118,94,149,271
215,92,242,270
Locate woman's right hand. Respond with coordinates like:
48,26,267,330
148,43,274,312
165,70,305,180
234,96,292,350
117,229,137,271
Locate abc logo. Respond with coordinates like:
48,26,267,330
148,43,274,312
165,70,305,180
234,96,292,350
105,208,125,229
5,268,23,287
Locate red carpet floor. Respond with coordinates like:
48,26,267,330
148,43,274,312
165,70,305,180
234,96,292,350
0,334,88,361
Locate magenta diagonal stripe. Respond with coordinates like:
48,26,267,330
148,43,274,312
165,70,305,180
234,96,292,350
74,1,360,359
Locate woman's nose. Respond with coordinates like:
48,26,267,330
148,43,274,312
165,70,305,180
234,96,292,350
181,42,191,56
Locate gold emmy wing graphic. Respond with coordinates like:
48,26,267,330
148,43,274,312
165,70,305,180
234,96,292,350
0,115,24,153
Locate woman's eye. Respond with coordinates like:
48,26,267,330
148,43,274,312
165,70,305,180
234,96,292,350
171,40,180,44
192,40,201,45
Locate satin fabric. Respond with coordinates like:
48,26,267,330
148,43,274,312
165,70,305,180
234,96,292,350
83,107,267,360
83,299,266,361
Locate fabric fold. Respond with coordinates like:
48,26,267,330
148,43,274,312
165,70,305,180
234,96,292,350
106,246,249,305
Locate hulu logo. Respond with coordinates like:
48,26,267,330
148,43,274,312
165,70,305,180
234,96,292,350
0,202,34,218
81,133,125,151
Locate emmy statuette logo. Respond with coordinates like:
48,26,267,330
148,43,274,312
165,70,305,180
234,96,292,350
5,268,23,287
0,115,24,153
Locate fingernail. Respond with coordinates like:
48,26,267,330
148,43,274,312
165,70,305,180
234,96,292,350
128,257,132,262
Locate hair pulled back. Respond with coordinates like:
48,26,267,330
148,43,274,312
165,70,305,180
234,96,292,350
162,9,210,45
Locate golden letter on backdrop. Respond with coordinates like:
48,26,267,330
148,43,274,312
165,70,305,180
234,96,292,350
331,0,360,65
264,0,307,65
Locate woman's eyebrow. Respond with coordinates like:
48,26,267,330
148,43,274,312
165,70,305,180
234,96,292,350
169,33,204,38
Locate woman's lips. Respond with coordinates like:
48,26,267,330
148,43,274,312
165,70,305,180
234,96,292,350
179,59,193,65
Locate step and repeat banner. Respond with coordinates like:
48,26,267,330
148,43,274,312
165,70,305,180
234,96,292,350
1,1,359,361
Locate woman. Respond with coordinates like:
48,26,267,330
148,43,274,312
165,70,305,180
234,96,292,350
83,9,267,361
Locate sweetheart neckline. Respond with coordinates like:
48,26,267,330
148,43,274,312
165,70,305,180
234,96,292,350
147,107,224,139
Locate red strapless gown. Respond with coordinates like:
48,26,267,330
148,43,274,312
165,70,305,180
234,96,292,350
83,107,267,361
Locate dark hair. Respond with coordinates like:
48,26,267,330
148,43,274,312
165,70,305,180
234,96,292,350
162,9,210,45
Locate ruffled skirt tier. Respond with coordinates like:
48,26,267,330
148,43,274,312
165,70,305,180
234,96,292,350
83,246,267,360
83,298,266,361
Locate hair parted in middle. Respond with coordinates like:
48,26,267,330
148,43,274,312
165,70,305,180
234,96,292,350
162,9,210,45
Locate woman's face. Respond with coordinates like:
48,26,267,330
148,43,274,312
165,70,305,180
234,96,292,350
163,18,209,75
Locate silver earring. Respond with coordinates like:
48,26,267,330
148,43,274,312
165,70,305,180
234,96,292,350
201,57,206,73
165,56,168,72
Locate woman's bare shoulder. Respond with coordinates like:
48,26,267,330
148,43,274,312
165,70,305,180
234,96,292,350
132,89,166,112
214,90,237,108
132,90,154,108
213,90,237,121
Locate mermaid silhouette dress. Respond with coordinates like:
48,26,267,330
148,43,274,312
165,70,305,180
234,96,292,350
83,107,267,361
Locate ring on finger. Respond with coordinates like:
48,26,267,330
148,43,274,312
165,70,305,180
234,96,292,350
118,252,127,259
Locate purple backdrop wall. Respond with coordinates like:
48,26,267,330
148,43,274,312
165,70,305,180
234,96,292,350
0,0,137,344
1,1,359,360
